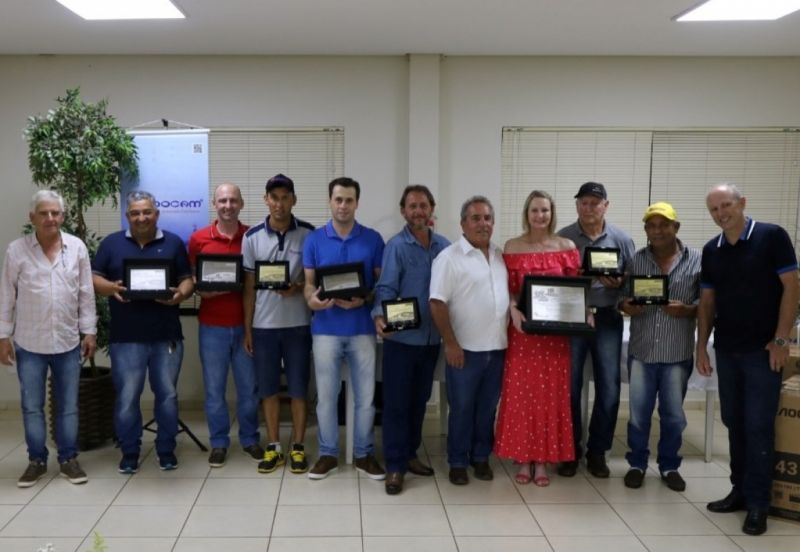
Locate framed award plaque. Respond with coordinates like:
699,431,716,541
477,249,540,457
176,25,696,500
582,246,622,276
381,297,421,332
630,275,669,305
316,262,366,300
254,260,290,290
122,258,173,301
195,254,243,292
521,275,594,335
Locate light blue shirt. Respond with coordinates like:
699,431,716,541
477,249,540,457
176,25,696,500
372,225,450,346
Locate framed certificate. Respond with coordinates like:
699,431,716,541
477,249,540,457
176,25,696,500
255,260,290,290
316,262,366,300
195,254,243,292
381,297,421,332
122,258,173,301
521,275,594,335
630,275,669,305
582,246,622,276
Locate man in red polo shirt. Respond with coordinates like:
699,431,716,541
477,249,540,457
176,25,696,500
188,183,263,467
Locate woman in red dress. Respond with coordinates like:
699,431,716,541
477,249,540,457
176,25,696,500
494,190,580,485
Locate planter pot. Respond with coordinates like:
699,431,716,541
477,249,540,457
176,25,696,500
48,366,115,451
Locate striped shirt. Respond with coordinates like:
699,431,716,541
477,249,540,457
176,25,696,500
625,240,701,363
0,232,96,354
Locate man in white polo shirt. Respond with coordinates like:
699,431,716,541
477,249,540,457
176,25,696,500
430,195,509,486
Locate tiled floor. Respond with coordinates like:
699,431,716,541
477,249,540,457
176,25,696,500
0,408,799,551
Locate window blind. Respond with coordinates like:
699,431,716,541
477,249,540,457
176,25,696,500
650,131,800,252
501,129,652,248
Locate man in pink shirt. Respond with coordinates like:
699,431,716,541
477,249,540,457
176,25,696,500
0,190,96,488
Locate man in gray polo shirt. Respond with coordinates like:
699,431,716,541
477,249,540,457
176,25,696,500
243,174,314,474
557,181,634,478
619,202,700,492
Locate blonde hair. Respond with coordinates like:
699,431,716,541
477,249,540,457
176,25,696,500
521,190,556,234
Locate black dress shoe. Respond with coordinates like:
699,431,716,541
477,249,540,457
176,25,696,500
407,458,434,476
624,468,644,489
557,460,579,477
385,472,404,495
661,471,686,492
449,467,469,485
586,453,610,478
742,508,768,536
470,461,494,481
707,490,746,513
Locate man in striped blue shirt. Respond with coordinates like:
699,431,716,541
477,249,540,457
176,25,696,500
619,202,700,493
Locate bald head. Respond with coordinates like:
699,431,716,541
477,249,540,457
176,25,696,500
706,182,742,202
706,182,746,234
213,182,244,224
214,182,243,202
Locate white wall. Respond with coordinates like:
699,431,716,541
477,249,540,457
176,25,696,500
0,55,410,407
438,56,800,237
2,54,799,407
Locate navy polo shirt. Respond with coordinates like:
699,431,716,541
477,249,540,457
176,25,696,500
700,218,797,353
303,220,385,336
92,229,192,343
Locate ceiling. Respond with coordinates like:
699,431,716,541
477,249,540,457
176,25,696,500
1,0,800,56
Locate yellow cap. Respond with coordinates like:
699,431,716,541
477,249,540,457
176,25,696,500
642,202,678,223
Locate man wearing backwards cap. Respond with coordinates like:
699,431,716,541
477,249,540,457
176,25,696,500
619,202,700,492
557,182,635,478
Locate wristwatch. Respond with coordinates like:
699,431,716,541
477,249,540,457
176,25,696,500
773,336,789,348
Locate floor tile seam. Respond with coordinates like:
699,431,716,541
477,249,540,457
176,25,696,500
173,463,214,542
685,499,736,536
268,446,290,544
7,466,132,541
431,474,462,544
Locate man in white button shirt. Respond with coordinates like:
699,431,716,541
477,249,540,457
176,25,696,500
430,196,509,485
0,190,96,488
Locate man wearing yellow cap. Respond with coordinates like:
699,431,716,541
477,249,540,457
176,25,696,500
619,202,700,492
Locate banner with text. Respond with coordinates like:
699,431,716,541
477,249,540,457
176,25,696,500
121,130,209,244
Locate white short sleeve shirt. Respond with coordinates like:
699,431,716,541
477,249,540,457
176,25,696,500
429,235,509,351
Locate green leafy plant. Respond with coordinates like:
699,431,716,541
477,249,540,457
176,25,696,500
24,87,138,367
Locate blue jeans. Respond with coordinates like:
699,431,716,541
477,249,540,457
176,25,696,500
446,349,505,468
312,334,376,458
626,356,691,472
381,340,439,473
569,307,623,457
110,341,183,457
15,345,81,463
199,324,259,449
716,349,782,510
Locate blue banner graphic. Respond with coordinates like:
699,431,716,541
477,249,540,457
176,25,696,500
121,130,209,244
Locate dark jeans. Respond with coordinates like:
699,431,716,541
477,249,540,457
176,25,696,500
381,340,439,473
446,349,505,468
569,307,623,458
716,349,782,510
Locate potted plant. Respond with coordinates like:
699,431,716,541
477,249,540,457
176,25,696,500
24,87,138,449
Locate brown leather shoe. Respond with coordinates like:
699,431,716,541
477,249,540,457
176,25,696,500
470,461,494,481
449,467,469,485
385,471,404,495
408,458,434,476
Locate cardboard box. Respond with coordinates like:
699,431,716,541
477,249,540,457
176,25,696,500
771,376,800,522
784,352,800,382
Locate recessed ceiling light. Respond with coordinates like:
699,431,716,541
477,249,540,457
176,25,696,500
675,0,800,21
55,0,185,20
